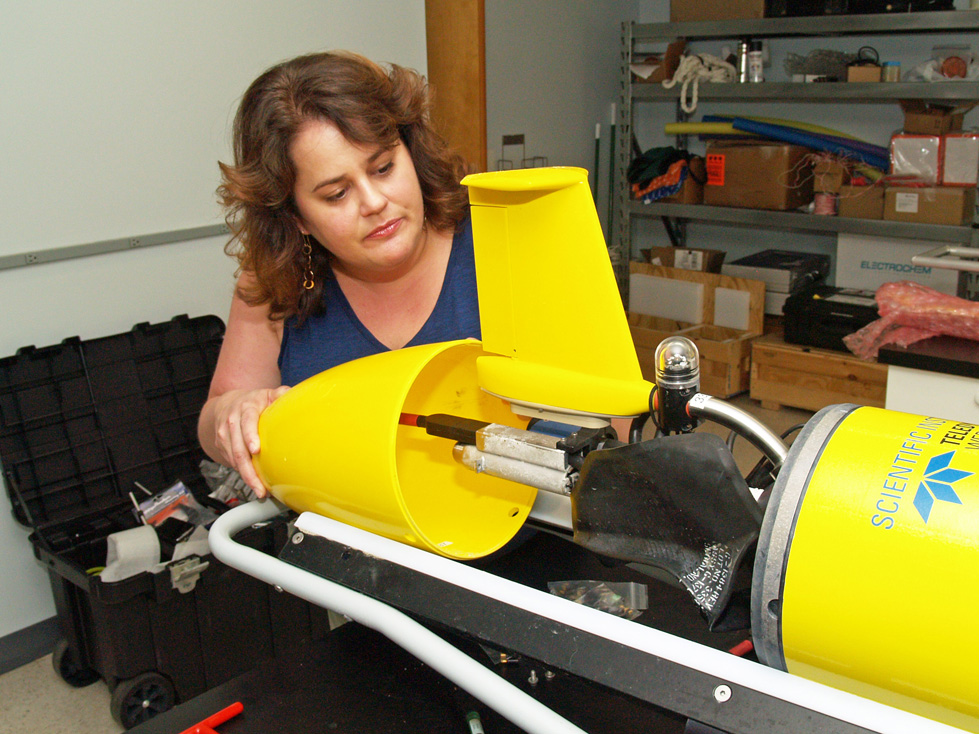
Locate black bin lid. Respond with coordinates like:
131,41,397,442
0,314,224,531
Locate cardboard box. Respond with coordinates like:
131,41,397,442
628,263,765,397
900,100,973,136
704,143,814,211
660,156,706,205
631,40,686,84
943,133,979,186
670,0,764,22
750,333,887,412
847,64,882,83
884,186,976,226
813,158,850,194
835,233,960,295
837,185,885,219
641,246,725,273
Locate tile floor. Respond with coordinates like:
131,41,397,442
0,394,813,734
0,652,118,734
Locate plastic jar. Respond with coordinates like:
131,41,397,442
748,40,764,83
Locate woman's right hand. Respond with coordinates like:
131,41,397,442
204,386,290,498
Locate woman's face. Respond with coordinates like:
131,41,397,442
290,119,427,281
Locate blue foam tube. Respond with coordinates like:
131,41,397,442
799,131,888,160
701,115,888,158
729,118,889,171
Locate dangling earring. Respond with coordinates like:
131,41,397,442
302,235,315,290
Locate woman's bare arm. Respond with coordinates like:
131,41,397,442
198,276,286,496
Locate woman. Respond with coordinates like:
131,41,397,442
198,51,479,496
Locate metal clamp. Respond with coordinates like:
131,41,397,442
169,556,210,594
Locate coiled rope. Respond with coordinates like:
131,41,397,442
662,54,737,114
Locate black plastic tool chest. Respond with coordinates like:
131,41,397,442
0,315,329,728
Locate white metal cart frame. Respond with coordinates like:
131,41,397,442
209,500,965,734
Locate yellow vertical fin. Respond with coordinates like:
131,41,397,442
462,167,652,419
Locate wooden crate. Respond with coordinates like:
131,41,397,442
750,333,888,411
628,263,765,397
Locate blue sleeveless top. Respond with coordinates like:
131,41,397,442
278,218,481,386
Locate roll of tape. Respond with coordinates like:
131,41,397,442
100,524,161,582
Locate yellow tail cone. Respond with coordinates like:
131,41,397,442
253,340,535,559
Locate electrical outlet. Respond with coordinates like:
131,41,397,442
25,253,38,264
129,237,141,248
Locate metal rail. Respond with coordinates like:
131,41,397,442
0,224,229,272
633,81,979,103
633,10,979,41
629,202,979,244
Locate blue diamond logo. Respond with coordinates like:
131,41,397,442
913,451,972,523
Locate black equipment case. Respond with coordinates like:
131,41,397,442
782,284,879,353
0,315,329,729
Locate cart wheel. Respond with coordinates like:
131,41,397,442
51,638,99,688
110,672,176,729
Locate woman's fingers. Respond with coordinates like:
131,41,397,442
238,386,291,455
225,386,291,499
239,399,264,457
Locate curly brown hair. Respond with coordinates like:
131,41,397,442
218,51,473,322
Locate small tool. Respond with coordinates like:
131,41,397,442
178,701,243,734
128,491,146,525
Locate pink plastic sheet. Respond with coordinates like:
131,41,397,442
844,281,979,360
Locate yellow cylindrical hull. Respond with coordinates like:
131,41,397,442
754,404,979,731
253,340,536,559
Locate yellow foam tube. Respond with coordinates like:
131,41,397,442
664,119,865,141
253,340,536,559
663,122,757,137
778,407,979,730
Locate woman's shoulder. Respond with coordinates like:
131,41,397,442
443,216,477,296
451,214,473,249
445,216,474,270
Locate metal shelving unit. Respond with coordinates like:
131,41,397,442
611,11,979,289
636,9,979,39
630,201,977,243
633,81,979,103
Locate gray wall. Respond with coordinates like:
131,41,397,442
0,0,428,640
486,0,643,234
0,0,649,644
